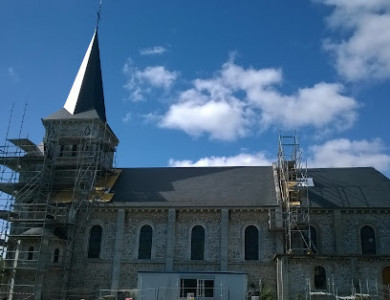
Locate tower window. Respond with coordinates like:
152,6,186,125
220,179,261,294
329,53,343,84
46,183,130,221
191,225,205,260
88,225,102,258
138,225,153,259
245,225,259,260
361,225,376,254
314,266,327,289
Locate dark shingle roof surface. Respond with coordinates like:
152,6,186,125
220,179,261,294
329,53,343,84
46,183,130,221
307,167,390,208
110,166,390,209
111,166,277,207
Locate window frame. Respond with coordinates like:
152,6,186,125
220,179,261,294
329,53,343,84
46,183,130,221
360,225,376,255
314,266,327,290
244,225,259,261
88,224,103,259
138,224,153,260
190,225,205,261
179,278,214,298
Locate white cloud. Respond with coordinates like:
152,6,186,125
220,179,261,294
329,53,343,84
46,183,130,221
308,138,390,172
159,60,358,141
317,0,390,81
160,98,249,141
139,46,167,55
122,112,131,123
122,59,179,101
168,152,273,167
137,66,178,89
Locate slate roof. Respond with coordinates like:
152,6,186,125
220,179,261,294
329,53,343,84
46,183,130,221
110,166,390,209
45,30,106,122
307,167,390,208
110,166,277,207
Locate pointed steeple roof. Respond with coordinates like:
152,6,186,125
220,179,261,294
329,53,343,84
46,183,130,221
64,29,106,121
45,30,106,122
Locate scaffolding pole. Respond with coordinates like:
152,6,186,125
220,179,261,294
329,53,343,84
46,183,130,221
0,116,118,299
277,133,311,254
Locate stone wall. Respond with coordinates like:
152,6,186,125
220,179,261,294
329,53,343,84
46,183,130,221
285,210,390,299
175,210,221,262
64,208,280,295
310,210,390,256
286,257,390,299
58,207,390,299
311,211,336,254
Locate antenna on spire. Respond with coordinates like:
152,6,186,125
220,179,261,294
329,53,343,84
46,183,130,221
96,0,103,30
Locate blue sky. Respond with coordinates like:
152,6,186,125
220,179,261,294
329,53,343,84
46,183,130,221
1,0,390,178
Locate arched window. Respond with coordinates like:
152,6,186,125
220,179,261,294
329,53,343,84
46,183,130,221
88,225,102,258
138,225,153,259
53,248,60,263
361,225,376,254
27,246,34,261
245,225,259,260
314,266,326,289
191,225,205,260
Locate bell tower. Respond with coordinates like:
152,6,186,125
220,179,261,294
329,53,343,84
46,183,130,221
42,29,119,188
37,29,119,299
0,27,119,300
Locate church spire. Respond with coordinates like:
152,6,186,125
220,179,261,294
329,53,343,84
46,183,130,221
63,29,106,122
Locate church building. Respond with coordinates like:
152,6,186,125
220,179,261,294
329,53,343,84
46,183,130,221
0,26,390,300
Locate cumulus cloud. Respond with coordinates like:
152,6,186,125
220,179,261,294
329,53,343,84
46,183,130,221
168,152,273,167
307,138,390,172
160,98,249,141
316,0,390,81
122,59,179,101
139,46,167,55
159,59,358,141
138,66,178,89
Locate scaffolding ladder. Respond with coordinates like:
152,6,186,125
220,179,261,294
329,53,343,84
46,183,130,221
0,118,118,299
277,133,311,254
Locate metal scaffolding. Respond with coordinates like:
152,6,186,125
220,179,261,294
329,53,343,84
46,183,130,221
277,133,311,254
0,115,118,299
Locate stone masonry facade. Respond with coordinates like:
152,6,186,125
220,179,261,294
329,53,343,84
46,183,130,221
55,206,390,299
